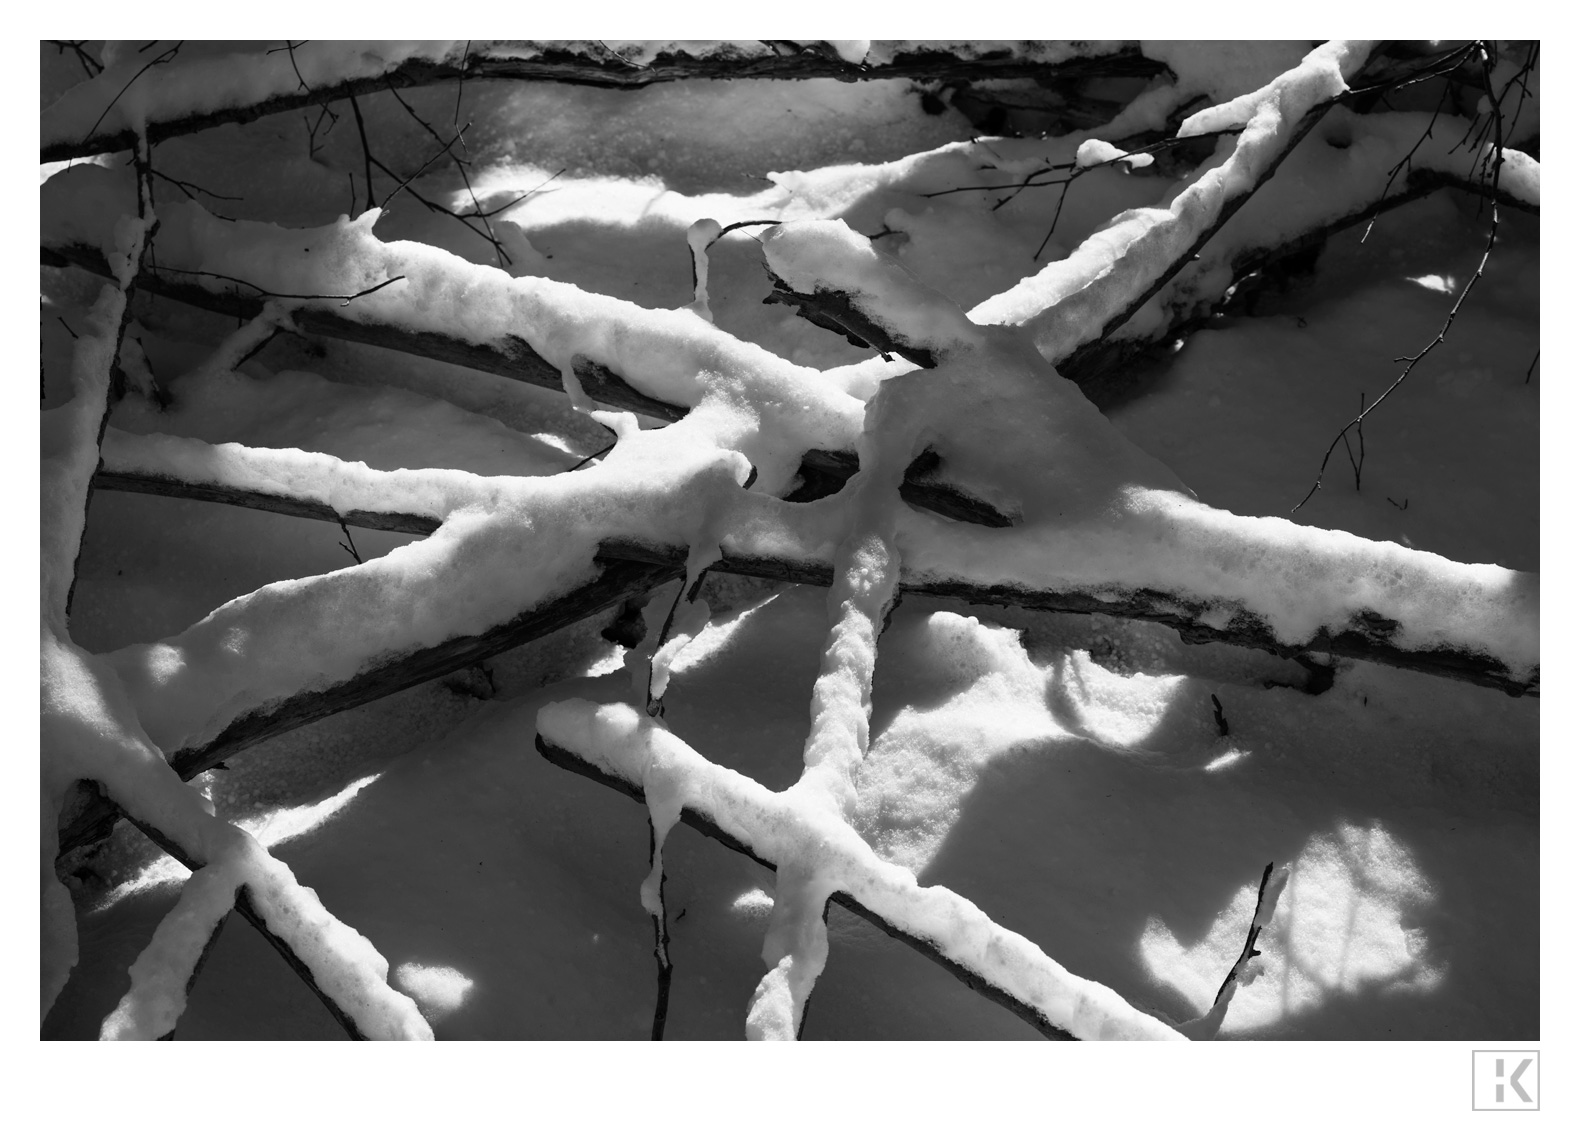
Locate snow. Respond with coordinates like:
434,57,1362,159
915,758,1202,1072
1141,824,1439,1036
1141,41,1315,104
973,41,1378,356
392,962,475,1020
536,698,1185,1040
1076,139,1154,171
40,40,1539,1048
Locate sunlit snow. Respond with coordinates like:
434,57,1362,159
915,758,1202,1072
1138,821,1443,1034
392,962,476,1020
94,774,383,909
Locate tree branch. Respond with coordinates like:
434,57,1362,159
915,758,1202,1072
532,732,1079,1041
87,466,1539,698
58,558,684,859
44,44,1166,162
46,239,1015,528
122,814,366,1039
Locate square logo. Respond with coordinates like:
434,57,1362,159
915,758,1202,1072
1473,1051,1539,1111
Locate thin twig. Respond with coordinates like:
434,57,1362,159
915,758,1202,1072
453,41,470,139
82,41,183,143
148,265,406,305
337,520,363,564
1294,45,1506,513
566,441,617,471
1212,862,1279,1007
377,124,472,210
150,168,243,204
1362,82,1450,243
645,568,709,718
49,40,103,79
382,81,508,267
271,40,311,91
649,822,673,1040
348,95,375,217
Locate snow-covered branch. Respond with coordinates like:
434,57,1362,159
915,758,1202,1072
536,700,1184,1040
972,41,1379,362
42,40,1162,162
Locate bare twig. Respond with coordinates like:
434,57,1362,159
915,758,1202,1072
49,40,103,79
566,441,618,471
82,41,183,143
648,822,673,1040
1362,82,1451,243
271,40,311,91
382,81,510,267
348,96,375,217
148,265,406,305
453,41,470,138
1294,45,1507,514
150,168,243,208
377,124,472,210
337,520,363,564
645,568,708,718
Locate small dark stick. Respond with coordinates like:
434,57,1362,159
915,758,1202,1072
337,520,362,564
1211,693,1230,736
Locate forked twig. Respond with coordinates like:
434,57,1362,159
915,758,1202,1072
1294,45,1507,513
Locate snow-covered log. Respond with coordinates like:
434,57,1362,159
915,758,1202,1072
42,40,1165,163
90,442,1539,697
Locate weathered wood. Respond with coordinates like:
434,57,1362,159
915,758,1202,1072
43,45,1166,163
533,732,1077,1041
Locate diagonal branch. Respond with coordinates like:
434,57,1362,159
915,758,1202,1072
533,732,1080,1040
534,704,1183,1039
119,817,366,1039
88,464,1541,699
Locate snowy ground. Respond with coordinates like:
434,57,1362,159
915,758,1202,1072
40,41,1539,1051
